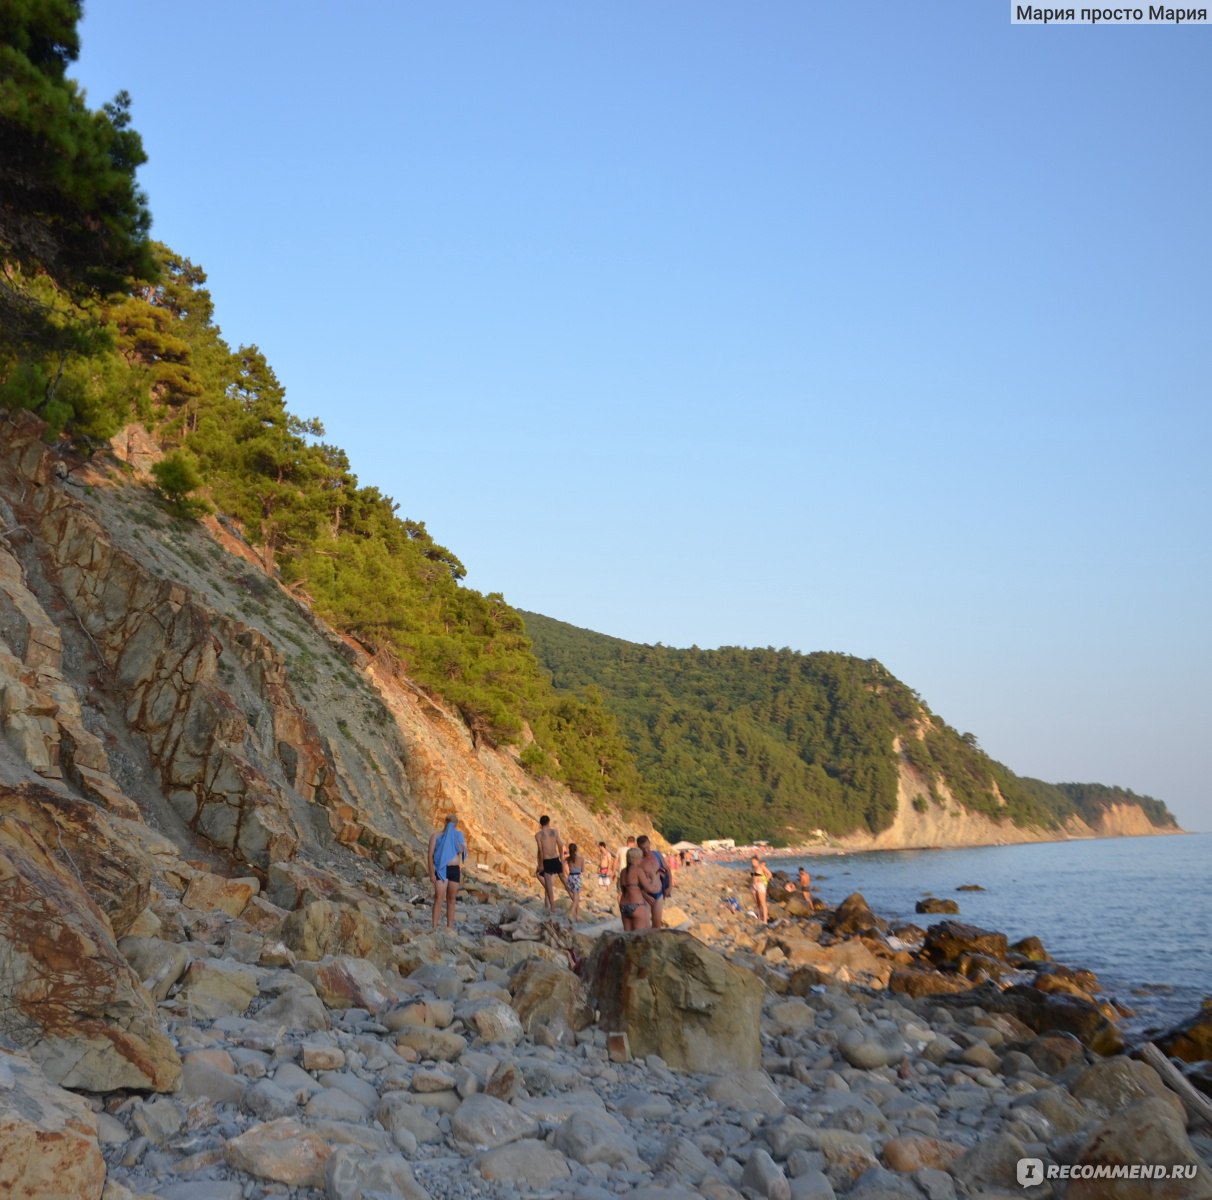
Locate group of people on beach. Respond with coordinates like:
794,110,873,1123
425,811,679,931
428,812,812,933
745,855,812,924
539,818,675,931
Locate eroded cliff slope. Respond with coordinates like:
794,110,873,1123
0,411,632,894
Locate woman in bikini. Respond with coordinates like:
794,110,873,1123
618,847,651,931
750,854,772,924
565,842,585,923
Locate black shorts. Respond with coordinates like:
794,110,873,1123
437,864,461,883
542,858,563,875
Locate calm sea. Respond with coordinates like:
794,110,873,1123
729,833,1211,1036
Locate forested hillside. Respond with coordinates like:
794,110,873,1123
520,612,1179,843
0,5,642,815
0,4,1178,847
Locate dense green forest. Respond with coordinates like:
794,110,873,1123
0,2,644,814
520,612,1178,843
0,4,1178,843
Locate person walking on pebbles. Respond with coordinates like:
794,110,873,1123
565,842,585,922
535,815,569,912
428,813,467,930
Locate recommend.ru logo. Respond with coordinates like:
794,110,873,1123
1018,1158,1045,1187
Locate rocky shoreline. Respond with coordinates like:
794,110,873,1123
3,796,1211,1200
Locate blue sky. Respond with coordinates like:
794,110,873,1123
75,3,1210,829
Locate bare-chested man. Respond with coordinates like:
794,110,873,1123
535,815,567,911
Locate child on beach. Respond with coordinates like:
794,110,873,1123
565,843,584,923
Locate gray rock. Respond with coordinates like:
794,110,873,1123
705,1070,786,1116
256,986,329,1030
615,1088,675,1121
953,1131,1028,1191
270,1061,323,1101
325,1144,431,1200
837,1027,907,1070
553,1107,643,1167
180,1058,248,1106
913,1168,957,1200
304,1085,371,1121
469,1000,524,1046
766,1113,818,1160
154,1184,245,1200
790,1169,836,1200
742,1147,792,1199
243,1078,299,1120
659,1135,715,1184
131,1097,183,1145
450,1092,540,1151
318,1068,380,1109
118,936,189,1001
478,1139,573,1186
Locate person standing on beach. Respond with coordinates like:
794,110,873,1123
636,834,670,929
618,847,652,931
428,814,467,930
596,841,613,889
565,843,585,922
750,854,772,924
616,835,636,879
535,815,567,912
798,865,812,907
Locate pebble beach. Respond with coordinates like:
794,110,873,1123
16,853,1203,1200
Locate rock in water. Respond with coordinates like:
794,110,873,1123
0,814,181,1092
1154,1002,1212,1063
828,892,885,936
922,920,1008,965
585,929,763,1072
915,897,960,914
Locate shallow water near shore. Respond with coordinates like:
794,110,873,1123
727,832,1211,1035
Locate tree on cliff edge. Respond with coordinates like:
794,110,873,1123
0,0,155,358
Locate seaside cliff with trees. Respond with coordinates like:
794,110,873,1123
1,0,1178,855
3,12,1211,1200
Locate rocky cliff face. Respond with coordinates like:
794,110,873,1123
0,411,629,891
835,743,1179,853
1,409,642,1100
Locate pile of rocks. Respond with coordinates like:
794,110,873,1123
3,799,1211,1200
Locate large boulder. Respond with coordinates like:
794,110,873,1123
0,1049,106,1200
585,930,763,1073
827,892,885,937
0,783,150,937
934,982,1123,1055
1068,1096,1212,1199
0,814,181,1092
508,958,593,1035
1154,1002,1212,1064
279,899,390,967
922,920,1008,966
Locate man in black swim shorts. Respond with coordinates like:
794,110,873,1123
535,814,568,912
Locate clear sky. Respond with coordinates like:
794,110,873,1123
74,3,1210,829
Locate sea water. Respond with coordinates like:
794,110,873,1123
728,833,1211,1035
